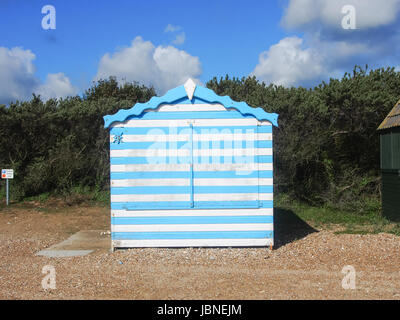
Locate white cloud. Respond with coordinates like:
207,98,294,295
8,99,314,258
36,73,77,101
95,36,202,94
251,37,326,87
282,0,400,30
250,0,400,87
0,46,77,104
0,47,38,103
250,35,375,87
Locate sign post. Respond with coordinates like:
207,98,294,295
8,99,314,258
1,169,14,206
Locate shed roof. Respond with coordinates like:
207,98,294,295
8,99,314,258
104,79,279,128
378,99,400,130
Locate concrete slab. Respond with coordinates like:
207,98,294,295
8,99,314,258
36,250,94,258
36,230,110,258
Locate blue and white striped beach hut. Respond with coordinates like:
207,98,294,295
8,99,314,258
104,79,279,249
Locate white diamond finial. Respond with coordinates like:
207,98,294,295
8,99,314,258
184,78,196,101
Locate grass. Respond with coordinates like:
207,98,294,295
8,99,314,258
0,186,109,214
275,194,400,236
2,189,400,236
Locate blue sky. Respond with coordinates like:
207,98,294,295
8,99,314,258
0,0,399,104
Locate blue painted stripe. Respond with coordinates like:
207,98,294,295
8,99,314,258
112,230,273,240
110,156,273,165
258,155,273,163
110,142,187,150
111,202,192,210
110,170,273,180
110,141,273,150
110,126,272,135
111,200,273,210
111,186,273,195
112,215,273,225
138,111,259,120
258,141,272,148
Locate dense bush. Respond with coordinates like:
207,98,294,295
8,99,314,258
1,67,399,213
207,66,400,212
0,77,155,200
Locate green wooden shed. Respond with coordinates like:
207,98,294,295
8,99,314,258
377,99,400,221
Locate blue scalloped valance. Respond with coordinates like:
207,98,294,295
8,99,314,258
103,84,279,128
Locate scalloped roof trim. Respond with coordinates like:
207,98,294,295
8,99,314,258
103,85,279,128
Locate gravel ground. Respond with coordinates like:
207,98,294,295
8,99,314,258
1,204,400,300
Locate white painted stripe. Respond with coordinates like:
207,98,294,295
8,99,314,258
111,208,273,217
194,193,273,201
112,223,273,232
113,238,273,247
259,120,273,126
111,193,273,202
111,149,189,157
110,164,190,172
112,118,271,128
260,193,274,200
193,178,273,186
193,163,272,171
111,133,272,142
193,148,272,156
110,148,272,157
156,104,226,112
110,163,272,172
260,178,273,185
111,179,190,187
111,178,272,187
111,194,190,202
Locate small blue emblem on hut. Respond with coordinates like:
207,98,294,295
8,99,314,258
112,131,124,144
104,79,279,250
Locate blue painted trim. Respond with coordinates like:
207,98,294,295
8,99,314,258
112,230,273,240
104,85,278,128
112,215,273,225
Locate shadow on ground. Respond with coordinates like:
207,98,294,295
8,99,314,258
274,207,318,249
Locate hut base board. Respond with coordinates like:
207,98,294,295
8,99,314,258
112,238,273,248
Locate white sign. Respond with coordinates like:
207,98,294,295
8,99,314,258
1,169,13,179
